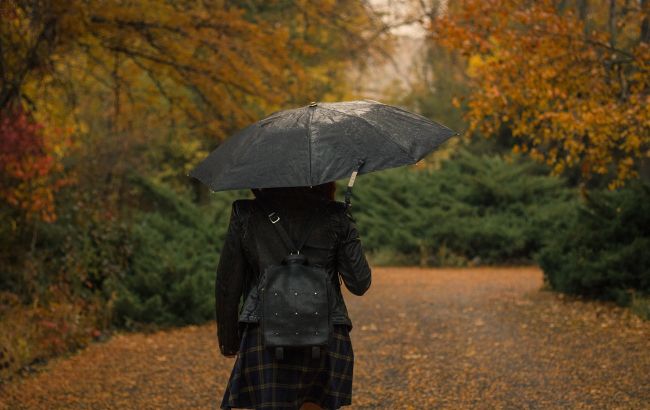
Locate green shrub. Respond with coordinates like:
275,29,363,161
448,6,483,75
351,149,577,266
537,181,650,305
109,175,245,328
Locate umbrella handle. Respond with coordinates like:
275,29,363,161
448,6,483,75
344,159,365,209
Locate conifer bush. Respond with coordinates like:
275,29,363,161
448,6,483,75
351,149,577,266
537,181,650,305
109,176,243,328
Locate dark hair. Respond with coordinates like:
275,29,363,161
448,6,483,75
251,182,336,202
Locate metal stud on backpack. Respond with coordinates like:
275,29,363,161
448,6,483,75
257,200,333,360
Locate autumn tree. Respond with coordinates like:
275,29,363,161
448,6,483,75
1,0,389,134
0,0,389,220
428,0,650,188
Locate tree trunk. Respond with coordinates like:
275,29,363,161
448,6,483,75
578,0,590,36
636,2,649,185
608,0,617,48
641,0,650,44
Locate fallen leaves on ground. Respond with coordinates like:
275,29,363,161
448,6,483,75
1,267,648,409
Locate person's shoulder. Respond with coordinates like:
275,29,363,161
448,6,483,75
321,200,357,222
322,200,347,213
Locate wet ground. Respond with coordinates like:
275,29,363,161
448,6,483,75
1,267,648,409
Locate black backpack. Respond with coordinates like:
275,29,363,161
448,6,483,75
257,201,332,360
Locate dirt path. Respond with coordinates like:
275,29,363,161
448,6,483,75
1,267,648,409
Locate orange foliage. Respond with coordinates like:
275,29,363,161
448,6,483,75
430,0,650,187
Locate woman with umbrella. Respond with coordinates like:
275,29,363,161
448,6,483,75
190,101,456,409
215,182,372,410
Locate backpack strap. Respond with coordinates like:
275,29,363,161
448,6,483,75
269,212,298,253
257,199,321,255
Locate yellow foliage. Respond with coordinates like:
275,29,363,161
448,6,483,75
431,0,650,187
3,0,384,141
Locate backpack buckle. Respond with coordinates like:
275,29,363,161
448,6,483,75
268,212,280,223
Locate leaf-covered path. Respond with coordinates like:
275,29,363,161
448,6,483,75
2,267,649,409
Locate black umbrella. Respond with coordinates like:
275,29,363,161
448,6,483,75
189,100,457,206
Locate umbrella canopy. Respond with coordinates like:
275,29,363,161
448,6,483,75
189,100,457,192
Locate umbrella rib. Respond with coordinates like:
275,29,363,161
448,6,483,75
318,106,416,162
307,107,314,184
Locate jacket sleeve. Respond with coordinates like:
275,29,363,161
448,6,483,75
215,201,248,356
335,207,372,296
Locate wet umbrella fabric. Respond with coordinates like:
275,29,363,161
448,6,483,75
189,100,457,192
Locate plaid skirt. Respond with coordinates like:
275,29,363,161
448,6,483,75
220,323,354,410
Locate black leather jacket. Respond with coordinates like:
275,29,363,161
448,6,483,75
215,195,372,356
